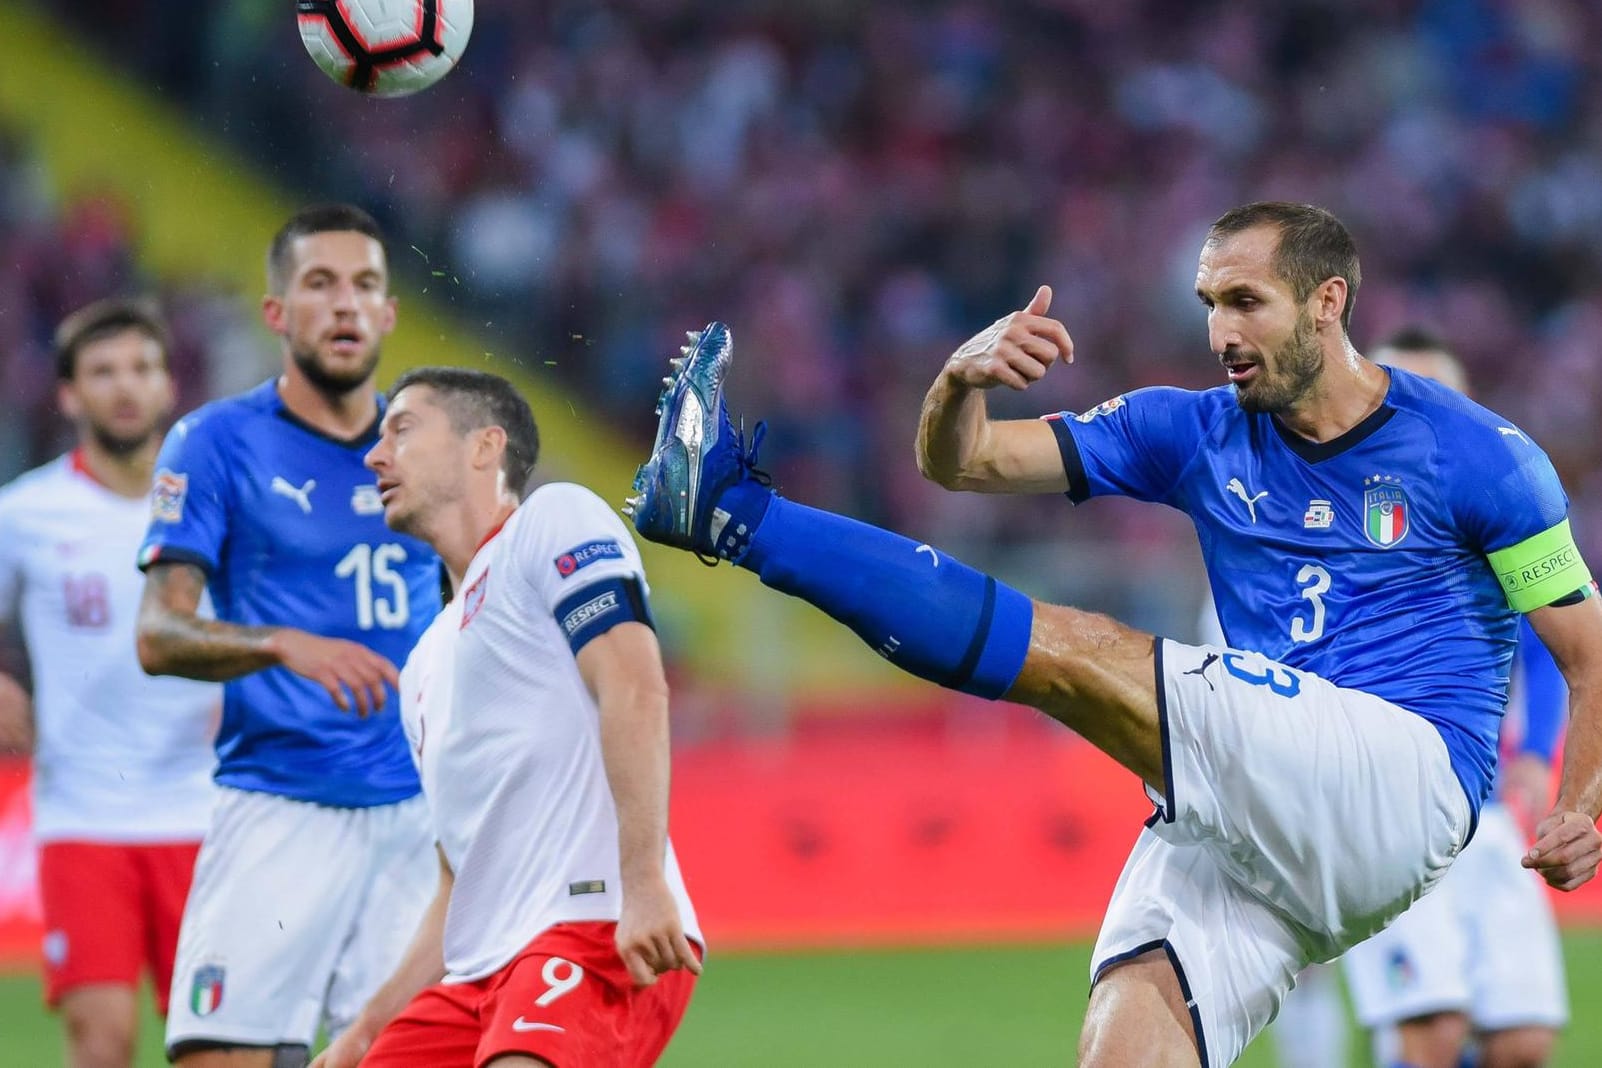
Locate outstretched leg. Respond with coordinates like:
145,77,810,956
626,323,1165,790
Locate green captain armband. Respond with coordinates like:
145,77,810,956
1488,519,1593,613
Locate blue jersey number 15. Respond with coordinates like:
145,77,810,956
334,543,411,630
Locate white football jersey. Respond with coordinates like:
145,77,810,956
399,482,700,982
0,452,218,841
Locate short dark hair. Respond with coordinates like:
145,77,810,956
1207,202,1362,334
54,296,170,380
388,367,540,496
267,203,386,294
1376,325,1451,355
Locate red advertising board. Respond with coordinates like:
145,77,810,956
0,760,40,965
3,707,1600,967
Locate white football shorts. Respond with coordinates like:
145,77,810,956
165,786,436,1055
1343,800,1567,1035
1091,640,1471,1068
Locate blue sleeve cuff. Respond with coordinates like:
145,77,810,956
1045,416,1090,503
136,544,215,576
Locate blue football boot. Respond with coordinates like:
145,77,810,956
624,322,767,562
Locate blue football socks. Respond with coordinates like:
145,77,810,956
729,492,1033,699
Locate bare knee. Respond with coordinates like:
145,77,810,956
1081,950,1201,1068
1393,1010,1471,1068
1011,603,1166,788
61,986,137,1068
64,1013,135,1068
1480,1025,1558,1068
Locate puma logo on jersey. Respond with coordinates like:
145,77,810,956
270,476,316,514
1497,426,1526,441
1225,478,1268,523
1183,652,1219,691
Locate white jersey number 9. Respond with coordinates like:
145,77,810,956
536,956,585,1006
1290,564,1330,644
335,543,410,630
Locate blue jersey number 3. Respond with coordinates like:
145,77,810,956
1221,651,1302,698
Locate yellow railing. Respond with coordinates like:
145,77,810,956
0,3,909,700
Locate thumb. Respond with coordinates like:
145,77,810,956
1025,284,1052,317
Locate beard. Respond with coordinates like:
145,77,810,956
291,341,381,397
88,420,160,456
1234,312,1324,414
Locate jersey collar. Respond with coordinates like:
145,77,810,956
1270,403,1396,463
268,380,384,448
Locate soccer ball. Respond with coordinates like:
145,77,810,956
297,0,474,97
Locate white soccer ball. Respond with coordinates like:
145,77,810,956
297,0,474,98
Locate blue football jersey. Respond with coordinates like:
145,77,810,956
138,379,441,807
1050,368,1576,814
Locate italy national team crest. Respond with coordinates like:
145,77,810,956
1385,948,1417,992
190,964,225,1016
1363,476,1410,548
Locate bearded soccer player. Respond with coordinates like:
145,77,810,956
310,367,701,1068
136,205,443,1068
0,298,218,1068
620,202,1602,1067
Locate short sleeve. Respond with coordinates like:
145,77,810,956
1445,422,1591,611
511,482,653,654
1453,427,1570,556
1047,386,1214,505
136,410,235,574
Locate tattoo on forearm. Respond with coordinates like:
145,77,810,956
139,562,281,681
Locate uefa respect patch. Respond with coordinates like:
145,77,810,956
553,539,624,578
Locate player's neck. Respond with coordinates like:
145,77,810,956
75,438,159,499
1275,353,1389,444
277,372,379,441
437,497,519,591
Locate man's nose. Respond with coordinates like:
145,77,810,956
1208,314,1240,355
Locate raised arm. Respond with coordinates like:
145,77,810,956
577,619,701,987
137,560,398,716
1523,595,1602,889
915,285,1076,494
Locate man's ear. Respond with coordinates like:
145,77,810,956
1313,276,1348,330
475,425,508,473
57,380,81,422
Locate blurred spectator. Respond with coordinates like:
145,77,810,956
0,124,270,485
16,0,1602,597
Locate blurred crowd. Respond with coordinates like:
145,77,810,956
0,124,269,483
13,0,1602,614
